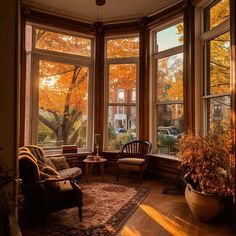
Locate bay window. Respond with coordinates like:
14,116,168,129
202,0,230,130
151,19,184,155
105,36,139,150
25,25,94,151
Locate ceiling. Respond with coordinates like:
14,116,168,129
22,0,181,23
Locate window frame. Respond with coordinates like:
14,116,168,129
104,34,139,151
200,0,230,131
150,17,184,154
25,23,95,152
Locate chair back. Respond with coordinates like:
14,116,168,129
120,140,152,158
20,145,56,170
19,151,40,184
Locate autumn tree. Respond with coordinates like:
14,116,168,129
36,29,90,146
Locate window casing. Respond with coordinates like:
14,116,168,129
24,24,94,151
104,35,139,150
151,18,184,155
201,0,230,131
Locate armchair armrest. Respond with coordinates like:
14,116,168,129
21,177,72,187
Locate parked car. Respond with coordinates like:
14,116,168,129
115,128,127,134
158,126,180,139
169,126,182,137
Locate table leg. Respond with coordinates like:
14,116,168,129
99,163,105,181
86,163,89,182
90,163,94,180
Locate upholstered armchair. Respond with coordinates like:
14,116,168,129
116,140,152,182
18,149,83,221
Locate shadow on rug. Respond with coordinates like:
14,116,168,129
21,182,149,236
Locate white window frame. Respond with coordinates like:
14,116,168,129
150,17,184,154
195,0,230,132
104,34,139,151
25,23,95,152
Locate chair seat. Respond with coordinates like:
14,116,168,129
117,158,145,165
58,167,82,179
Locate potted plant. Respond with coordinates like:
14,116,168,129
176,128,235,222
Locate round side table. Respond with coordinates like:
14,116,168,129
83,157,107,182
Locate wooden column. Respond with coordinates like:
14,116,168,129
93,22,105,150
138,17,149,140
183,0,195,132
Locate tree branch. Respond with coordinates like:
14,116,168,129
38,114,58,133
68,120,86,144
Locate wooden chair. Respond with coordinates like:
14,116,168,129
116,140,152,182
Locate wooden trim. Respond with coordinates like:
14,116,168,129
147,1,185,28
230,0,236,212
20,16,26,146
21,5,94,35
149,155,180,183
183,1,195,132
103,21,140,35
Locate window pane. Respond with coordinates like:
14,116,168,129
107,37,139,58
156,22,183,52
38,60,88,148
157,104,184,156
207,96,230,128
157,53,183,102
206,32,230,95
35,28,91,57
109,64,136,103
107,106,136,150
204,0,229,31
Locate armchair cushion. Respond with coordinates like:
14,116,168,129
49,156,70,170
58,167,82,179
117,158,146,165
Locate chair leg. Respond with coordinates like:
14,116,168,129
78,206,82,221
116,165,119,181
139,167,143,184
70,179,83,221
77,187,83,221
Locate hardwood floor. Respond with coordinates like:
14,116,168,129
113,175,234,236
20,171,234,236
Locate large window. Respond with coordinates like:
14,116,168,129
25,25,94,151
152,20,184,155
202,0,230,130
105,36,139,150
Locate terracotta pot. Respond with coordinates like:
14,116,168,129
185,183,222,222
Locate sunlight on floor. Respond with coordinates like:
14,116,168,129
140,204,190,236
174,215,197,228
119,226,142,236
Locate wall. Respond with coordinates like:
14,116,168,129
0,0,19,231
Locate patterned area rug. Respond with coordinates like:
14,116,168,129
23,182,149,236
